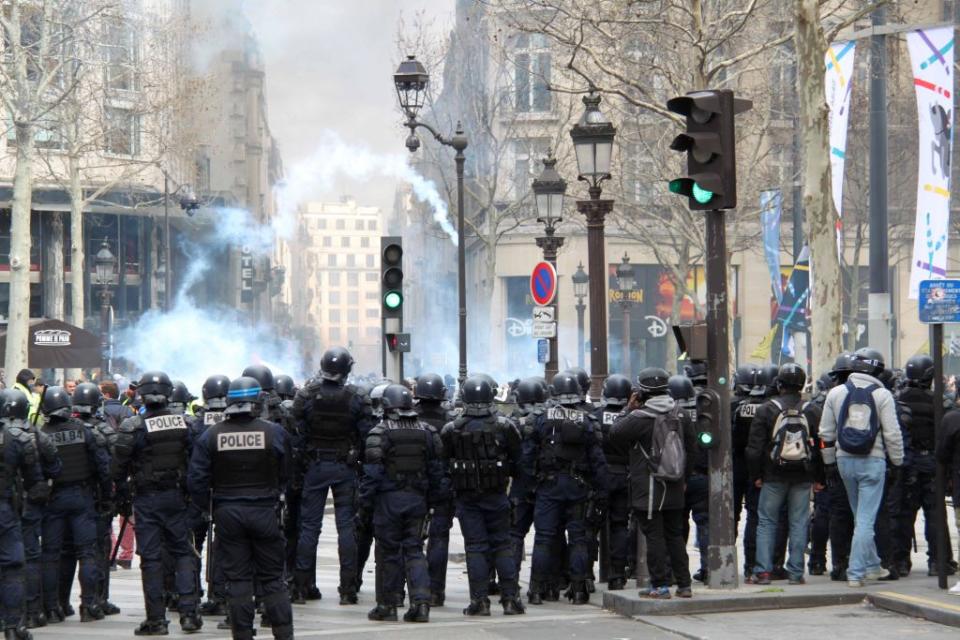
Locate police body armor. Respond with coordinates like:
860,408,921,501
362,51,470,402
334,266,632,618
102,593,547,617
898,387,936,452
44,420,91,486
208,418,278,499
198,407,227,430
538,405,589,477
383,419,429,488
598,408,629,473
448,416,510,493
732,396,762,458
305,383,356,460
418,404,448,431
0,428,8,492
139,411,189,489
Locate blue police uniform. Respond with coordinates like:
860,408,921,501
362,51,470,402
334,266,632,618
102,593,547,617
508,406,542,582
417,401,452,604
593,403,630,586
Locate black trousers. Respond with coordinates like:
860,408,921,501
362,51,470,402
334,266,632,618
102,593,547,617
637,509,690,589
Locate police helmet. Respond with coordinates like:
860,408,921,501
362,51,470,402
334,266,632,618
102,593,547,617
414,373,446,401
473,373,499,393
667,375,695,401
41,386,73,418
530,376,551,399
877,368,896,391
551,371,582,405
224,376,263,416
831,353,854,376
567,367,591,396
137,371,173,405
461,376,494,416
275,375,296,399
850,348,884,376
370,382,390,415
816,372,836,393
904,354,934,386
171,380,192,405
202,375,231,410
2,389,30,420
734,364,758,394
242,365,275,391
776,363,806,391
636,367,670,394
602,374,633,406
515,377,547,407
750,364,779,397
683,361,708,385
381,384,417,418
320,347,354,382
72,382,102,414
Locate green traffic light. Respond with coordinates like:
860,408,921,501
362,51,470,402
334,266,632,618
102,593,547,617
697,431,715,448
668,179,683,194
384,290,403,309
692,182,714,204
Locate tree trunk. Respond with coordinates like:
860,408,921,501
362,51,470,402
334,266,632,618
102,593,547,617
795,0,843,376
5,122,34,378
42,213,64,320
67,158,85,382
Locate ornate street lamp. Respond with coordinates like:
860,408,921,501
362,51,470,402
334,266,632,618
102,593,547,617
572,262,589,369
532,153,567,380
615,253,635,376
94,238,116,377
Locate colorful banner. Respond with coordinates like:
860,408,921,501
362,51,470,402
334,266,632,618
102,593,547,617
825,40,856,254
777,245,810,332
761,189,783,304
907,27,954,298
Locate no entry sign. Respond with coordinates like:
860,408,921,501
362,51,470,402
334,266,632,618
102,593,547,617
530,261,558,306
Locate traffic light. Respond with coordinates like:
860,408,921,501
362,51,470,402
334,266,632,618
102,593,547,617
385,333,411,353
694,388,720,449
666,89,751,210
380,236,403,319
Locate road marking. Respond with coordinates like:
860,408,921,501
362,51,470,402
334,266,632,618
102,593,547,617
875,591,960,614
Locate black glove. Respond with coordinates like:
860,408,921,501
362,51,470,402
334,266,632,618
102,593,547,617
26,481,50,505
354,507,372,536
825,464,839,488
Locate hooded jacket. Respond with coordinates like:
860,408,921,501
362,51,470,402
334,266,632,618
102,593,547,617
819,372,904,466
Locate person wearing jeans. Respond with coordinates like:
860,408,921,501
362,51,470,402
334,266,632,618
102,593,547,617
819,348,904,587
745,364,822,585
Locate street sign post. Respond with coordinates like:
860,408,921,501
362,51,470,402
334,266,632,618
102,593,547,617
537,338,549,364
530,261,558,306
918,279,956,589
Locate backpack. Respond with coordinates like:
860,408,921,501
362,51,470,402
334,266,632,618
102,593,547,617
768,399,812,471
837,381,881,455
638,405,686,482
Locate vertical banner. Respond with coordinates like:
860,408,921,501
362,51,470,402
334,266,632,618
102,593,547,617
777,245,810,356
908,27,954,298
825,40,857,254
761,189,783,304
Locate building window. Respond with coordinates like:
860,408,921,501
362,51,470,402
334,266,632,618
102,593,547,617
103,19,138,91
365,254,375,268
346,254,356,267
327,254,337,267
329,309,340,322
360,237,370,248
355,219,364,230
624,141,655,206
348,327,359,341
329,272,341,286
514,33,551,112
335,219,345,230
769,44,796,120
367,220,377,231
348,272,359,286
322,236,332,247
104,107,139,155
365,291,378,300
348,291,359,305
513,138,550,199
348,309,359,323
329,291,340,304
366,308,379,318
329,327,341,341
340,236,350,248
365,272,377,282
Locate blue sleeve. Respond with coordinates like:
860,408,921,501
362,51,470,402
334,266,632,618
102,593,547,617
187,430,212,507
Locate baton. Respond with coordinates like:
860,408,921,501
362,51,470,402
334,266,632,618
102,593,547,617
205,496,214,589
111,515,129,564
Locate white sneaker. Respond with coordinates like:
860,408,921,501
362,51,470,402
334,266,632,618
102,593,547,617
949,581,960,595
848,579,865,588
866,568,890,581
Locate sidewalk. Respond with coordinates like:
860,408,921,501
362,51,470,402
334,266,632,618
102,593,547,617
601,573,960,628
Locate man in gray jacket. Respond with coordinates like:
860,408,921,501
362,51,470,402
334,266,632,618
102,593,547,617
819,348,904,587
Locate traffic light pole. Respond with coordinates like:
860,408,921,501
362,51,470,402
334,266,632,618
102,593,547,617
705,208,738,589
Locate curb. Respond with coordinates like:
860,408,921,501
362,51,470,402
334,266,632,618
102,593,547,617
867,591,960,628
602,590,868,617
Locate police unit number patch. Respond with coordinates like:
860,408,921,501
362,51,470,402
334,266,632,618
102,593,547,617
204,412,225,426
52,429,84,446
217,431,266,451
144,415,188,433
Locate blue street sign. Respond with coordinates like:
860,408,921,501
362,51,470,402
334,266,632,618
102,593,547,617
537,338,549,364
919,280,960,324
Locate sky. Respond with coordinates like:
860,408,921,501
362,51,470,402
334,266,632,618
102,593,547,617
242,0,455,214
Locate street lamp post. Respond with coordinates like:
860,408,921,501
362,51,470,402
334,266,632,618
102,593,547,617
572,262,588,370
394,55,470,389
615,253,635,378
532,153,567,381
570,92,617,399
94,238,116,377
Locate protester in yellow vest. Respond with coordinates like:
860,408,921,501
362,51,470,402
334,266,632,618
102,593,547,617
13,368,40,422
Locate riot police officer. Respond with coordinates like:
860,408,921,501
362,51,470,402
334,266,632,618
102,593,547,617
59,383,120,616
896,355,955,576
4,389,60,630
243,365,284,424
0,397,45,640
188,376,293,640
731,363,760,574
113,371,201,635
508,378,547,584
594,374,632,590
269,374,304,592
359,384,447,623
441,376,524,615
291,347,367,605
523,371,607,605
169,382,192,416
275,376,296,403
414,373,452,606
39,387,111,623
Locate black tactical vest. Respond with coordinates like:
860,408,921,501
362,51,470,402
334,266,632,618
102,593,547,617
140,412,189,487
209,418,278,497
448,416,509,492
597,408,629,468
199,409,226,430
0,428,8,491
44,420,91,486
418,403,448,431
898,386,936,451
732,396,762,457
383,420,429,485
306,383,355,454
539,405,588,474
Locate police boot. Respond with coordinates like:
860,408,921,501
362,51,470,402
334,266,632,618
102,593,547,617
61,603,75,618
305,585,322,600
216,611,232,630
608,577,626,591
544,582,560,602
463,599,490,616
23,612,45,629
101,601,121,615
338,585,357,606
4,625,32,640
568,581,589,605
830,561,848,582
43,607,64,624
501,598,526,615
428,591,444,607
199,599,225,616
134,618,170,636
367,604,397,621
527,581,543,605
179,613,202,634
403,603,430,623
896,560,912,577
290,572,309,605
79,604,105,622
